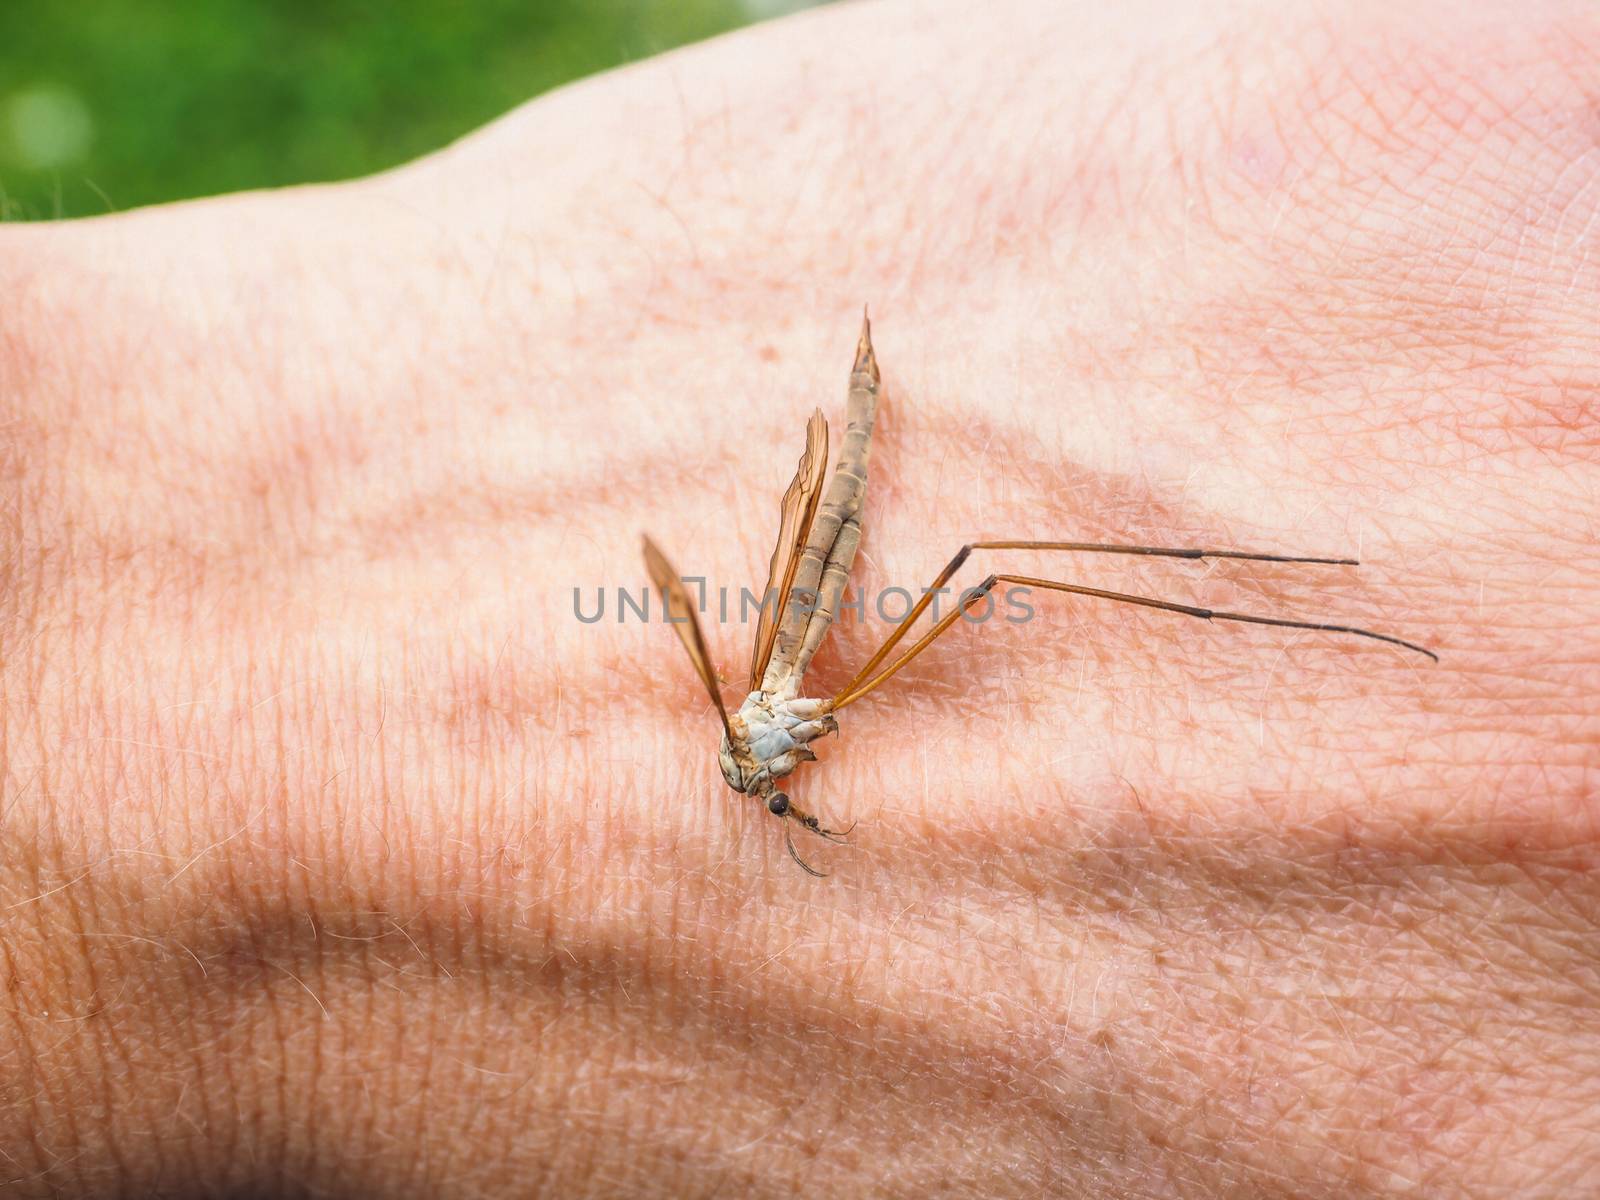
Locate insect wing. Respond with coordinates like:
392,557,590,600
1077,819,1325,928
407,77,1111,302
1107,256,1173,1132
641,534,734,739
749,408,829,690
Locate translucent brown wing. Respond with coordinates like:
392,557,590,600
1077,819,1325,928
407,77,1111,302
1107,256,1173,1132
641,534,733,740
749,408,829,690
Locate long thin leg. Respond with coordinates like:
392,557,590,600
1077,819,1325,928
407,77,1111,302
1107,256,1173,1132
835,540,1365,699
830,570,1436,711
784,825,828,877
781,800,855,877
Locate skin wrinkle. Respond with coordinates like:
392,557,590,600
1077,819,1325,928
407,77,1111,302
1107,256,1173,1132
216,771,1177,1200
2,0,1600,1194
1193,31,1600,489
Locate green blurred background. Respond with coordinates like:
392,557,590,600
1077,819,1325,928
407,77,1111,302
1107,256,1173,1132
0,0,816,221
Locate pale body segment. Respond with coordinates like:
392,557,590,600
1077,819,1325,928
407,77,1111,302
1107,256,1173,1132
760,325,882,698
717,696,836,801
641,314,1435,876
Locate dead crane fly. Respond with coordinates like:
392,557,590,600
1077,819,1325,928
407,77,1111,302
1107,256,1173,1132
642,314,1435,876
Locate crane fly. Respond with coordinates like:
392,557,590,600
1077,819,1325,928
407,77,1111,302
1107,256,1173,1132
642,312,1436,876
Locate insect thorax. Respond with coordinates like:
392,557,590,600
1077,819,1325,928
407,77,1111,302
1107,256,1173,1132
718,692,838,795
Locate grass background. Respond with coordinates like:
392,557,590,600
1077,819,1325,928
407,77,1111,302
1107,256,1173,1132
0,0,811,220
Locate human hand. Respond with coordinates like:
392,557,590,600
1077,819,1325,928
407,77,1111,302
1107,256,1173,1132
3,0,1596,1194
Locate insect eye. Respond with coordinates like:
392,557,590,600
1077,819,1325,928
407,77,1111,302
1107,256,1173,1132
767,793,790,816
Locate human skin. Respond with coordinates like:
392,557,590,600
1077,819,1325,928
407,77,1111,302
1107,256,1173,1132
3,0,1599,1194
